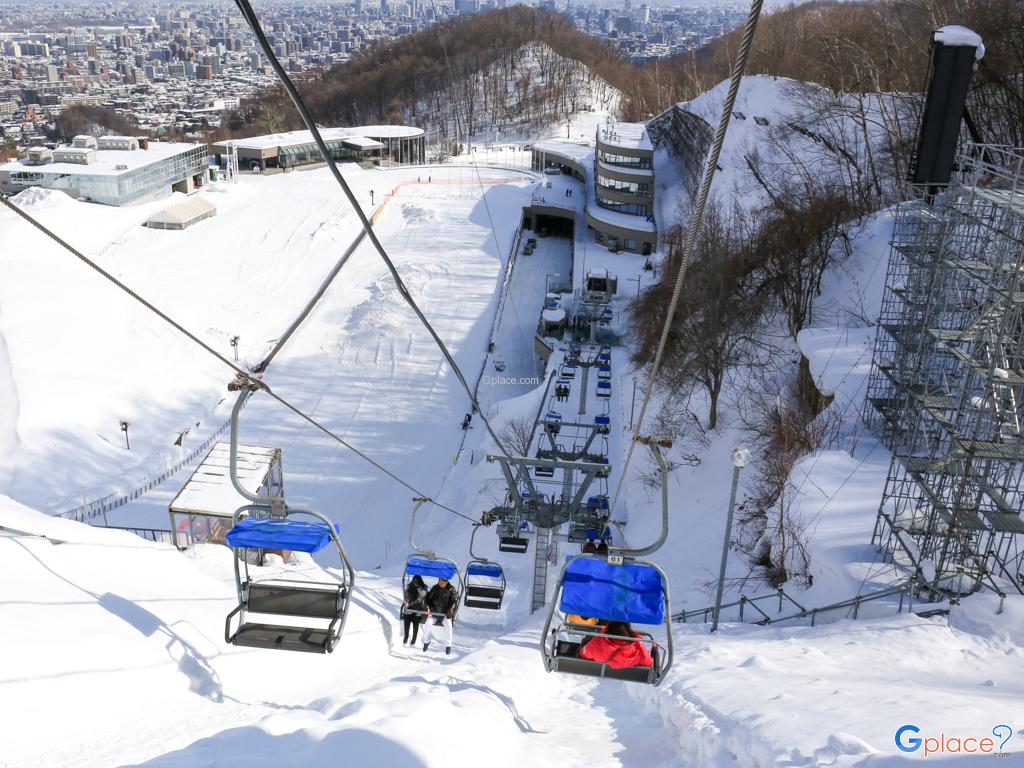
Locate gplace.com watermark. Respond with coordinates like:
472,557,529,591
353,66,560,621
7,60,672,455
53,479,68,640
482,375,540,386
895,724,1014,758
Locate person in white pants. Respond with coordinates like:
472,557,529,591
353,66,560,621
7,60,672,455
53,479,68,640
422,576,458,655
421,614,453,652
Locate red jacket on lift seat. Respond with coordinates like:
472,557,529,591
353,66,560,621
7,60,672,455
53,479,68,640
579,630,653,669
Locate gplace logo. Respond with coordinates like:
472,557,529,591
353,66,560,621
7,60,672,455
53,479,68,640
895,724,1014,757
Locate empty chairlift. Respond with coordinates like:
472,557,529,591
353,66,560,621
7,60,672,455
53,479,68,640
597,364,611,381
462,524,507,611
560,361,577,380
596,380,611,399
222,384,355,654
225,511,354,653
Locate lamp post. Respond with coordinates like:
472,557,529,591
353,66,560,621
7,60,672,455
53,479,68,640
712,446,751,632
120,420,130,451
230,335,239,362
369,189,375,207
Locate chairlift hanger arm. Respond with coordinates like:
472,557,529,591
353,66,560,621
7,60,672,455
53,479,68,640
610,438,671,558
408,497,435,558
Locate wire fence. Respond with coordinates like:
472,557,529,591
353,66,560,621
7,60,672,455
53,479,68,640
673,577,966,628
56,418,231,523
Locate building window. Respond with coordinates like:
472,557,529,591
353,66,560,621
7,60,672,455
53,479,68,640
595,194,650,217
596,173,649,196
597,150,652,170
624,239,637,250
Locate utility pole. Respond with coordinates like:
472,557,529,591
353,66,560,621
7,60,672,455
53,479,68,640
230,335,239,362
628,377,638,431
712,446,751,632
120,420,131,451
369,189,375,207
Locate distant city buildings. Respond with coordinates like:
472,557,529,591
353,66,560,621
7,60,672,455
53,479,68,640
0,1,743,154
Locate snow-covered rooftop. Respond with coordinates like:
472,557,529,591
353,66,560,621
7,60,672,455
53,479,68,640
0,141,201,178
218,125,424,152
596,121,653,152
168,442,279,518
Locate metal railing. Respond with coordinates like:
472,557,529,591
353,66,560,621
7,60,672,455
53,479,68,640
100,525,194,549
674,576,977,628
56,419,230,523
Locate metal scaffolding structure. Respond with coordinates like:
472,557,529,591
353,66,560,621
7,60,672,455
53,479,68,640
864,143,1024,596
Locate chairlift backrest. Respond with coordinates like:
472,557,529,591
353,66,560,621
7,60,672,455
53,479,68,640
560,557,666,625
405,556,459,581
226,517,338,553
247,582,342,619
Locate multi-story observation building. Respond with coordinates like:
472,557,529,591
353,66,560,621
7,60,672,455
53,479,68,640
531,121,656,255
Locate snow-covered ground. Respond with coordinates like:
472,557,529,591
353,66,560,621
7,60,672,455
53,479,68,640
2,87,1023,766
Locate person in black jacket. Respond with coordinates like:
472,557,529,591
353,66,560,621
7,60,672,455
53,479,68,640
421,576,459,655
401,574,427,646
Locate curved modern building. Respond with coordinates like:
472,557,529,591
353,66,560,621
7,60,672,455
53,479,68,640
212,125,426,171
532,122,656,255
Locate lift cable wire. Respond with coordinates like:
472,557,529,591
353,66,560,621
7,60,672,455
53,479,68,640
0,194,478,525
232,0,512,463
610,0,765,515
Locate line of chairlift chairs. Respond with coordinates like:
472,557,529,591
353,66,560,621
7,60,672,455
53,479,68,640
218,368,674,686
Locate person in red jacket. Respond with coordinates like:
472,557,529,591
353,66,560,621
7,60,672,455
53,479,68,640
578,621,654,669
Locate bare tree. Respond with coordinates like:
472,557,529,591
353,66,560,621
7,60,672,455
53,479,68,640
498,415,535,457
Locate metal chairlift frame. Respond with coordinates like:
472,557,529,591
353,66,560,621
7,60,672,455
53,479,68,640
223,385,356,654
402,498,465,621
540,438,675,686
462,524,507,610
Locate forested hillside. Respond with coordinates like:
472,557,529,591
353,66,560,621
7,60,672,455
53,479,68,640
632,0,1023,145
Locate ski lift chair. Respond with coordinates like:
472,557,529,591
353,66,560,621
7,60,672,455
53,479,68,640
402,555,464,621
535,460,555,478
596,381,611,399
462,526,506,610
544,411,562,434
541,555,672,685
594,414,611,434
463,561,506,610
496,519,530,554
597,364,612,381
224,509,355,654
222,385,355,654
560,362,577,380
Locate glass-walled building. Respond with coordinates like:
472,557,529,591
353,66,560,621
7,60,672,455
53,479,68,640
212,125,426,172
0,141,208,206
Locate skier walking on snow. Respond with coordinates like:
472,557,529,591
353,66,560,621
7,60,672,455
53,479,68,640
422,576,458,655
